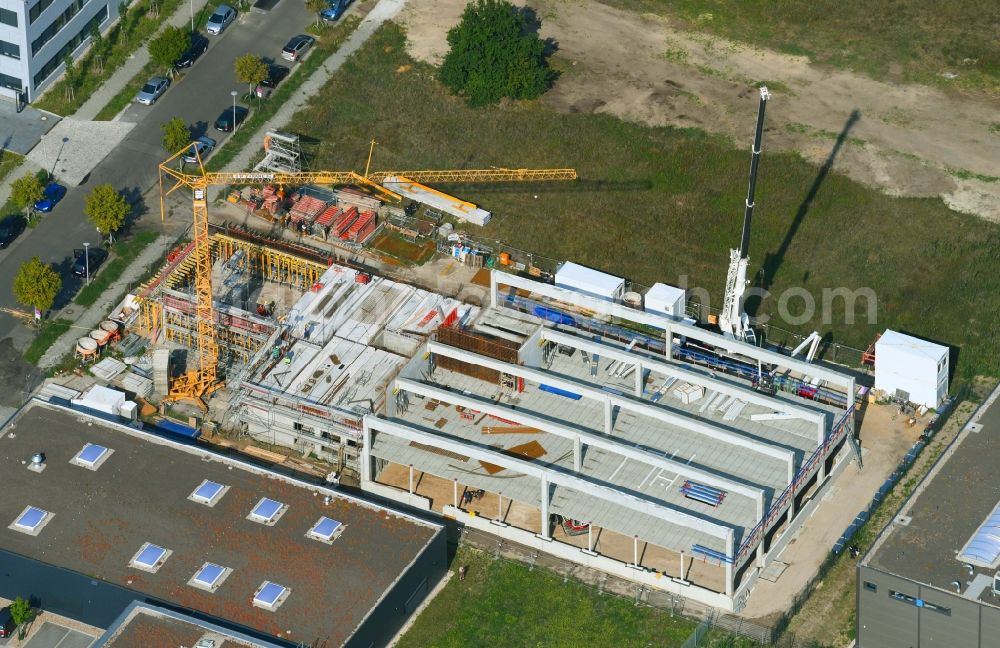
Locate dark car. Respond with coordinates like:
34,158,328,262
174,32,209,68
181,136,216,164
214,105,249,132
281,34,315,62
0,607,14,639
71,246,108,278
253,64,289,98
34,182,66,212
320,0,353,23
0,215,25,248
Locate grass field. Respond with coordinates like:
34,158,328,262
600,0,1000,95
371,230,436,265
395,546,698,648
74,230,160,307
24,319,72,365
285,23,1000,385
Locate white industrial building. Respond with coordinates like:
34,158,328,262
0,0,120,103
873,329,948,408
554,261,625,303
229,261,858,612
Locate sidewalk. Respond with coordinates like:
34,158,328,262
224,0,407,171
74,0,213,121
38,233,173,368
0,156,44,206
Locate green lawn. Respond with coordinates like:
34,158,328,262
0,150,23,186
24,319,72,364
74,230,160,307
284,22,1000,385
395,546,697,648
600,0,1000,95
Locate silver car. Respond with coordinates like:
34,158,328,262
181,136,216,164
206,4,236,34
135,77,170,105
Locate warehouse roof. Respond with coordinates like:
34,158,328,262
98,602,284,647
0,403,439,646
866,391,1000,606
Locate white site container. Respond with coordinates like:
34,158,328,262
874,329,948,408
644,283,686,318
71,385,127,416
554,262,625,303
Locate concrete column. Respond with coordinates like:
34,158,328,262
581,523,597,555
361,419,372,483
632,535,639,567
408,464,414,494
489,270,498,308
664,325,672,360
634,361,643,397
725,529,735,598
453,478,459,508
573,435,582,472
537,476,551,541
679,551,686,580
604,397,613,434
498,493,503,521
756,534,765,567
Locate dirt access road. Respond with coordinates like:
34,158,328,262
399,0,1000,222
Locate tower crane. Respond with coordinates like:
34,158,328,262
719,86,769,344
157,143,577,409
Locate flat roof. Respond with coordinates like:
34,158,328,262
99,602,283,647
876,329,948,362
0,403,439,646
866,390,1000,606
555,261,624,299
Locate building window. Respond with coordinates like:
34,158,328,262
31,0,92,57
863,581,877,593
888,590,950,615
28,0,55,24
0,72,21,90
0,7,17,26
33,5,106,88
0,40,19,60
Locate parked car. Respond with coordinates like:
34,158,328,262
0,606,15,638
34,182,66,212
281,34,315,62
206,4,236,34
0,216,24,249
320,0,353,23
253,64,289,98
174,31,209,68
71,246,108,278
182,136,217,164
214,105,249,132
135,76,170,105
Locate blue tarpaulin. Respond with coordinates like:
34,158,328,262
156,419,201,439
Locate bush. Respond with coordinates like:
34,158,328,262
439,0,553,107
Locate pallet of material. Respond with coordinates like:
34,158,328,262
333,206,359,237
481,425,541,435
345,210,377,242
315,205,341,227
289,195,327,224
673,383,704,404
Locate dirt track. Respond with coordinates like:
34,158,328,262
399,0,1000,221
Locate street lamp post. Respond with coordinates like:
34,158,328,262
83,242,90,284
189,0,194,32
230,90,239,131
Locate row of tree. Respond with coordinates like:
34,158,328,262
9,180,130,314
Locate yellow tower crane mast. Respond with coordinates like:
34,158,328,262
157,142,576,409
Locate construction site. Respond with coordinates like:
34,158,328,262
56,91,951,617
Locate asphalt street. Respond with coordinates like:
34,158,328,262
0,0,313,339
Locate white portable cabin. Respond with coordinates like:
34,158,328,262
874,329,949,408
554,262,625,303
644,282,686,318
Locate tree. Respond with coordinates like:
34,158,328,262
9,597,33,640
149,25,190,71
13,258,61,313
305,0,327,26
89,22,106,74
84,184,129,242
10,173,43,219
234,54,268,95
161,117,190,155
62,54,76,102
439,0,554,107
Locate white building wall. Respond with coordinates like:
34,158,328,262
874,330,949,408
0,0,121,103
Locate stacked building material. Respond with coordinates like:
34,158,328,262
335,188,382,212
289,195,327,224
333,206,359,238
261,186,282,215
345,210,377,243
315,205,342,228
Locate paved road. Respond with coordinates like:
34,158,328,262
0,1,312,339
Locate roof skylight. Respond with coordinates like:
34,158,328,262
306,516,344,544
130,543,171,572
72,443,113,470
248,497,287,525
9,506,52,535
252,581,289,610
189,562,231,592
189,480,229,507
